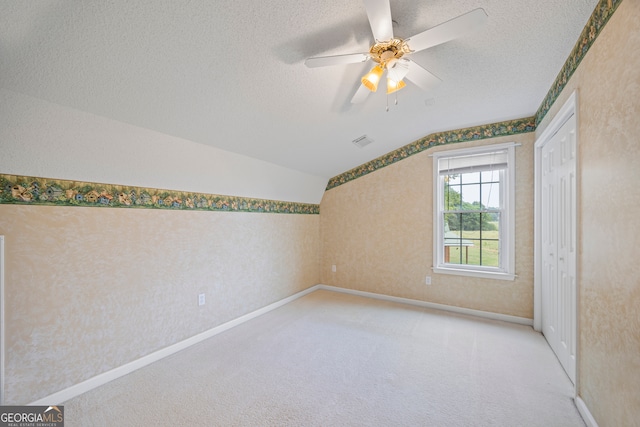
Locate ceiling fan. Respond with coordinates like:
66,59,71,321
305,0,487,104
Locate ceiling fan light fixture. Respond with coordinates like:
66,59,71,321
386,78,406,94
304,3,487,105
361,65,384,92
386,58,410,82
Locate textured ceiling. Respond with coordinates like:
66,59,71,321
0,0,598,179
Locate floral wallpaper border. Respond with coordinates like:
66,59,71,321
0,174,320,215
326,117,536,190
535,0,622,124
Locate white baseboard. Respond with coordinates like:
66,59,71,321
317,285,534,326
575,396,599,427
29,285,321,405
28,283,532,405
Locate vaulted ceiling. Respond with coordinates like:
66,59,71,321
0,0,598,179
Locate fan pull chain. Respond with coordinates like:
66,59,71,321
385,92,399,112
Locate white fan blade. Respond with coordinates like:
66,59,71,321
351,84,371,104
305,53,369,68
406,8,487,53
363,0,393,42
405,60,441,91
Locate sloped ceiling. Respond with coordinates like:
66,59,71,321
0,0,598,179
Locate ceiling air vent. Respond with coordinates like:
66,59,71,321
352,135,373,148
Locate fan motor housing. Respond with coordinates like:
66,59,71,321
369,38,410,64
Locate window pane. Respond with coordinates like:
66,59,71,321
446,170,505,211
481,170,500,183
461,172,480,184
447,174,461,185
459,212,482,233
481,182,501,209
444,178,461,210
446,245,464,264
460,183,481,209
481,240,500,267
443,213,501,266
480,213,500,267
486,212,500,232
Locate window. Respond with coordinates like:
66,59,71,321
432,143,516,280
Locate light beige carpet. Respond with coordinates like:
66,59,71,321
64,289,584,426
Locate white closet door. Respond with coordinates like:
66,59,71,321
541,113,577,385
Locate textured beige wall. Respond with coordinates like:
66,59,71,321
536,0,640,424
320,132,535,318
0,205,320,404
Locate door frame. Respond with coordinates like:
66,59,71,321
533,90,578,390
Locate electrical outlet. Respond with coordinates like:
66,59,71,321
425,276,432,285
331,265,337,272
198,293,205,306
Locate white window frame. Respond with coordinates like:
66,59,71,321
432,142,517,281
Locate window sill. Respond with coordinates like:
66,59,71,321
433,266,516,281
